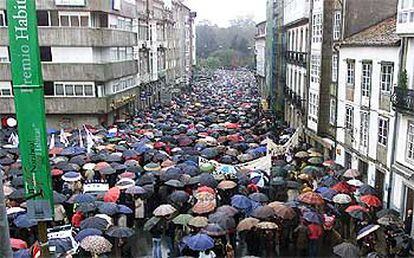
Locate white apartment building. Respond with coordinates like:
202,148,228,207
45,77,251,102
335,17,400,206
284,0,310,129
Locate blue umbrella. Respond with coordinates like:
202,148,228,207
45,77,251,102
62,171,82,182
185,233,215,251
60,147,86,156
118,205,133,214
231,195,252,210
303,211,323,224
320,189,338,201
80,217,109,230
74,194,96,204
13,214,38,228
359,185,377,195
49,237,73,253
320,175,339,187
125,186,146,195
315,186,329,194
199,173,218,188
106,226,135,238
47,128,58,134
98,202,119,215
75,228,102,242
13,249,30,258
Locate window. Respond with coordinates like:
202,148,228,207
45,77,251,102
0,83,12,96
54,82,94,97
360,111,369,148
407,122,414,162
44,81,54,96
308,92,318,122
329,98,336,125
311,54,321,83
312,13,323,43
0,10,6,27
333,11,341,40
345,105,354,131
380,63,394,92
0,47,9,62
37,11,50,26
59,12,89,27
109,47,133,62
346,60,355,86
332,54,338,82
111,76,136,94
378,117,389,146
361,62,372,97
139,25,149,40
40,47,52,62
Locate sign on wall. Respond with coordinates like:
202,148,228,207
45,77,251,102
55,0,86,6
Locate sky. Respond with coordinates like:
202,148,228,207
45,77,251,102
182,0,267,27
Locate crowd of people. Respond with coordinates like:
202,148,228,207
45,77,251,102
0,69,413,257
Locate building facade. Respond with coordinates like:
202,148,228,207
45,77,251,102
255,21,266,102
389,0,414,223
0,0,195,128
335,17,400,207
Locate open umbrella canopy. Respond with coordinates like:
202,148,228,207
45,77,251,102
216,205,238,217
297,192,324,206
169,190,190,204
10,238,28,250
106,226,135,238
249,192,269,203
104,187,121,202
208,212,236,230
217,180,237,190
231,195,252,209
172,214,194,225
143,216,161,231
125,186,146,195
80,235,112,254
343,169,360,178
269,203,296,220
202,223,226,237
153,204,177,217
188,216,209,228
331,182,355,194
98,202,119,215
358,185,377,196
357,224,380,240
303,211,323,224
13,214,37,228
75,228,103,242
251,205,275,220
185,233,214,251
237,217,260,231
332,193,352,204
256,221,278,230
333,242,359,258
360,195,382,207
80,217,109,231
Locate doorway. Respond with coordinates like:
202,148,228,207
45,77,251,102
358,159,368,183
375,169,385,200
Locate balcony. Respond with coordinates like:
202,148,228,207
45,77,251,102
0,61,138,82
285,51,308,68
284,86,304,112
0,27,137,47
392,87,414,114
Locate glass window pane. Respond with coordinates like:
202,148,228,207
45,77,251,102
75,85,83,96
84,85,93,96
80,16,89,27
65,85,74,96
55,84,64,96
70,15,80,27
60,16,69,27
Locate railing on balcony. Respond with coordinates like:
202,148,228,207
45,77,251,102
392,87,414,113
285,51,308,67
284,86,305,112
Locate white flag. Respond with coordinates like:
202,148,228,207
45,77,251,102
49,134,55,150
8,132,19,147
84,125,95,153
79,129,84,148
60,129,69,147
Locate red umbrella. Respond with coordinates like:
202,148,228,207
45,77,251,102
104,187,120,202
197,186,216,196
331,182,355,194
10,238,28,250
95,162,111,171
345,205,368,213
51,169,64,177
154,142,166,149
360,195,382,207
297,192,324,206
226,134,244,143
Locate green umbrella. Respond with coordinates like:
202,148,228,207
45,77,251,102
271,167,288,177
200,163,215,173
144,216,161,231
302,165,323,176
172,214,194,225
308,157,324,165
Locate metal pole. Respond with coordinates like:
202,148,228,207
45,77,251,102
0,170,13,258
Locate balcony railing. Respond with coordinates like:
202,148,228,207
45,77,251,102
284,86,305,112
392,87,414,113
285,51,308,68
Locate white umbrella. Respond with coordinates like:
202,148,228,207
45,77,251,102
347,179,364,187
357,224,380,240
333,194,352,204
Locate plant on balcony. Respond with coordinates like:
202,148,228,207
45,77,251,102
399,69,408,89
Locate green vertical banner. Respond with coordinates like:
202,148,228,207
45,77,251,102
7,0,53,220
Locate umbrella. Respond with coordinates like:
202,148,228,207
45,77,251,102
192,201,216,214
172,214,194,225
249,192,269,203
117,204,133,214
196,186,216,196
332,193,352,204
256,222,278,230
331,182,354,194
297,192,324,206
143,216,161,231
320,175,339,187
303,211,323,224
269,204,296,220
6,207,25,216
357,224,380,240
203,223,226,237
359,185,377,196
217,180,237,190
49,238,73,254
80,217,109,231
125,186,146,195
153,204,177,217
236,217,260,231
115,178,135,190
76,203,97,213
8,189,25,200
360,195,382,207
12,249,30,258
80,235,112,254
343,169,360,178
251,205,275,220
376,208,400,218
188,216,209,228
295,151,309,158
144,162,161,172
208,212,236,230
333,242,359,258
199,173,218,188
345,205,368,213
169,190,190,204
51,168,64,177
62,171,82,182
165,179,184,188
320,189,338,201
74,193,96,204
13,214,37,228
185,233,214,251
75,228,102,242
308,157,323,165
231,195,252,209
377,214,404,227
106,226,135,238
104,187,120,202
98,202,119,215
53,191,67,204
10,238,28,250
347,179,364,187
216,205,238,217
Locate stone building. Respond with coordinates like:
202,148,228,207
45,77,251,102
0,0,195,128
255,21,267,103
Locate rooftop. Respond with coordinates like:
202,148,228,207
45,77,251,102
341,16,400,47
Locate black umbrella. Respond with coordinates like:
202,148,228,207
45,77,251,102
53,191,67,204
202,223,226,237
80,217,109,231
76,203,98,213
49,237,73,253
251,205,276,220
9,188,25,200
169,190,189,204
106,226,135,238
249,192,269,203
208,212,236,230
199,173,218,188
165,179,184,188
